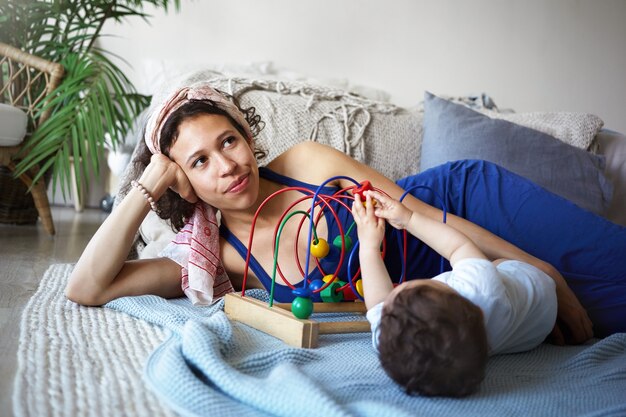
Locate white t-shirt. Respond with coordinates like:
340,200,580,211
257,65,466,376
366,258,557,355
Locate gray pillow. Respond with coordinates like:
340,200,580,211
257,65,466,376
420,92,613,215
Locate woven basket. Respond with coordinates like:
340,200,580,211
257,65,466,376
0,166,38,224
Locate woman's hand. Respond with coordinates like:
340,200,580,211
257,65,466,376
543,265,594,344
367,190,412,230
140,154,198,203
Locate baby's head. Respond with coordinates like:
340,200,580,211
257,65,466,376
377,281,488,397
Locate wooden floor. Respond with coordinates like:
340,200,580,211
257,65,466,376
0,206,107,417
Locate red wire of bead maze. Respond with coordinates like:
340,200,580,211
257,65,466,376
240,182,391,300
224,180,397,348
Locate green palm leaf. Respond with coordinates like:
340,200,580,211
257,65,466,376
14,49,149,198
1,0,179,201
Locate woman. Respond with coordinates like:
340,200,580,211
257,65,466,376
66,82,626,343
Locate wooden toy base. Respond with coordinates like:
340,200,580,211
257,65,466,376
224,292,370,348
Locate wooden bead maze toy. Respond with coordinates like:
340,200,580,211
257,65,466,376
225,176,386,348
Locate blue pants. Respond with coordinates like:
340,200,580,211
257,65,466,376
387,160,626,337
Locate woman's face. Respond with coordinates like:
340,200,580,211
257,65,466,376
168,113,259,211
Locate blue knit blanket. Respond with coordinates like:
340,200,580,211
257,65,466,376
106,292,626,417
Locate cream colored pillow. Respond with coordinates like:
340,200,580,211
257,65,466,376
158,73,424,180
0,103,28,146
124,73,424,253
138,210,176,259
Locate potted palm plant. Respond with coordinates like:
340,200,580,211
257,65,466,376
0,0,179,200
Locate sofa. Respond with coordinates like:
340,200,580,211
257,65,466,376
114,69,626,258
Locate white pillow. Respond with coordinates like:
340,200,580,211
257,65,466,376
0,103,28,146
138,210,177,259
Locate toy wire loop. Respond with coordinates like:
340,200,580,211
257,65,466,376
241,178,448,307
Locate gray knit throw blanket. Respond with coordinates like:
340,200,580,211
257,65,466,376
14,263,626,417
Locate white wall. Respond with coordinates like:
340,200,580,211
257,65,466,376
100,0,626,133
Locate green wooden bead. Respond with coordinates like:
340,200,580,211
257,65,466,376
320,281,344,303
332,235,353,251
291,296,314,319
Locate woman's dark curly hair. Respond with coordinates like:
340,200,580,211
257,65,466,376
128,92,266,231
377,284,488,397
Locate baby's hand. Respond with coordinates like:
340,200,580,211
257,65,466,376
352,193,386,251
366,190,412,230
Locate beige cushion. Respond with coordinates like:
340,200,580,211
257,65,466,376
489,112,604,150
150,72,424,181
124,73,423,256
126,72,624,254
0,103,28,146
138,210,177,259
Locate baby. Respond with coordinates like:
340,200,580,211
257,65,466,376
351,190,557,397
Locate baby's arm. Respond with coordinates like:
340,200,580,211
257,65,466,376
366,190,488,266
352,193,394,310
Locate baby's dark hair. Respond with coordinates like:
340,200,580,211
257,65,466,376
377,284,488,397
131,93,266,230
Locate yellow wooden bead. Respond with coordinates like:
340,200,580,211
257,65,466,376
310,238,330,259
355,279,364,297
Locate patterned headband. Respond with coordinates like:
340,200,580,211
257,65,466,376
144,83,253,155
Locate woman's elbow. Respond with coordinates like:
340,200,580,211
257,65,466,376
65,273,107,306
64,286,102,306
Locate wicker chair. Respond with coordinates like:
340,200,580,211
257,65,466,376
0,42,64,235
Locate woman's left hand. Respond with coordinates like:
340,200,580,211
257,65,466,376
547,266,594,344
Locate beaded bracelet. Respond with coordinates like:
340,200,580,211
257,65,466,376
131,180,158,212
